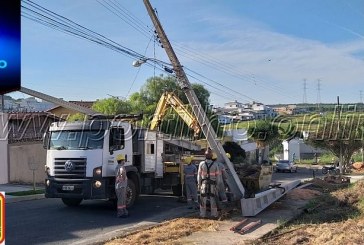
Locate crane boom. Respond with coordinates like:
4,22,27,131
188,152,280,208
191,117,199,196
143,0,245,200
150,92,201,137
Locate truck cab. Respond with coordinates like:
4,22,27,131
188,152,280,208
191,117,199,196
43,119,138,207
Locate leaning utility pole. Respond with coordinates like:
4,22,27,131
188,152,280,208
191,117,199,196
143,0,245,199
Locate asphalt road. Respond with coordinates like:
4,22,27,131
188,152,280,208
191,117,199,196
271,164,323,183
6,193,185,245
6,165,323,245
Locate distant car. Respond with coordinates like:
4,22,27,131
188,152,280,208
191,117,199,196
275,160,297,173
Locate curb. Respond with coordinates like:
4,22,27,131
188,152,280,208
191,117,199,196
5,194,45,203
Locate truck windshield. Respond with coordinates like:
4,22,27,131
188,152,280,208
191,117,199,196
49,130,105,150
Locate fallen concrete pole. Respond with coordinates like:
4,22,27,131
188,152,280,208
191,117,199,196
241,179,301,216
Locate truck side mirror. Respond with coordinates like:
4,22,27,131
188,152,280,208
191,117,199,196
43,132,50,149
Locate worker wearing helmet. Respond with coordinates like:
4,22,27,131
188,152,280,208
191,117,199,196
211,152,227,203
183,156,198,209
197,149,222,218
115,154,128,218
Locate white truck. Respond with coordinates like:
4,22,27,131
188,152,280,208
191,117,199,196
43,115,200,207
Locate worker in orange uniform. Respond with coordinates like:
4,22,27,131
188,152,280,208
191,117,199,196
183,156,198,209
115,154,129,218
197,149,222,218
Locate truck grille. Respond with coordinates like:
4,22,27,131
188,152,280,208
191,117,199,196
54,158,86,179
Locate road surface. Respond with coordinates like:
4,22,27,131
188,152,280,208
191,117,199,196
6,194,185,245
6,165,322,245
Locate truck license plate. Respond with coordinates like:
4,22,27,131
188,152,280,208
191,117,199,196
62,185,74,191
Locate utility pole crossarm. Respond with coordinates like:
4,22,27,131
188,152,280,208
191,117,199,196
143,0,245,199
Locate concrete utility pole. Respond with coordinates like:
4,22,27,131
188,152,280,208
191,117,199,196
143,0,245,199
302,79,307,104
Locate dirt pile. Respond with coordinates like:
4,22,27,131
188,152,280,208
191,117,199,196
105,217,219,245
333,180,364,207
352,162,364,170
286,188,321,200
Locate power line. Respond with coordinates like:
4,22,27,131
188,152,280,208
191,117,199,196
96,0,298,102
21,0,274,105
316,79,321,112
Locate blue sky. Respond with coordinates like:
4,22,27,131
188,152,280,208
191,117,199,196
14,0,364,106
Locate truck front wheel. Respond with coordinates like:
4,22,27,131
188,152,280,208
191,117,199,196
62,198,83,207
126,179,137,208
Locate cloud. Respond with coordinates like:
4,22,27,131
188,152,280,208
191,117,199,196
175,16,364,104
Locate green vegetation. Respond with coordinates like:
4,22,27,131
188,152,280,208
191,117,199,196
91,75,212,139
247,120,279,164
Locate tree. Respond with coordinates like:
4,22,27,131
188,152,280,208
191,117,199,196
130,75,211,138
92,97,131,115
307,116,363,173
136,75,210,111
67,113,87,122
247,120,279,164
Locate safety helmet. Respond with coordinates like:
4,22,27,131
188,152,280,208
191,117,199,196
226,153,231,159
183,156,194,164
116,154,125,161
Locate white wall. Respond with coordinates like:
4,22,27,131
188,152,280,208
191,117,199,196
0,113,8,184
9,143,46,183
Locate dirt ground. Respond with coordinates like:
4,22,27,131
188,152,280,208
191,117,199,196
104,217,219,245
104,179,364,245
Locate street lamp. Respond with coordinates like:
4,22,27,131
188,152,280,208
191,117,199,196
132,59,146,67
132,58,174,73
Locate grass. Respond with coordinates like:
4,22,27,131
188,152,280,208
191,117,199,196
257,180,364,245
6,189,45,196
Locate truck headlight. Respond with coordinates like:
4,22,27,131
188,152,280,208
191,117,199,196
93,167,102,177
94,180,102,188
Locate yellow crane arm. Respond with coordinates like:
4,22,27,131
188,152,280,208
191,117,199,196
150,92,201,137
150,92,169,131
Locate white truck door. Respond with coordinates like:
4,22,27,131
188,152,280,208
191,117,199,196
105,124,133,176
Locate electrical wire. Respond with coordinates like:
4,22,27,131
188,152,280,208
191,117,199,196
96,0,298,101
21,0,255,103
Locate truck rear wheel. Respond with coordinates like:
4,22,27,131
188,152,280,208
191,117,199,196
62,198,82,207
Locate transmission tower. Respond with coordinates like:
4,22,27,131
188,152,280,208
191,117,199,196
360,90,363,103
302,79,307,104
316,79,321,113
